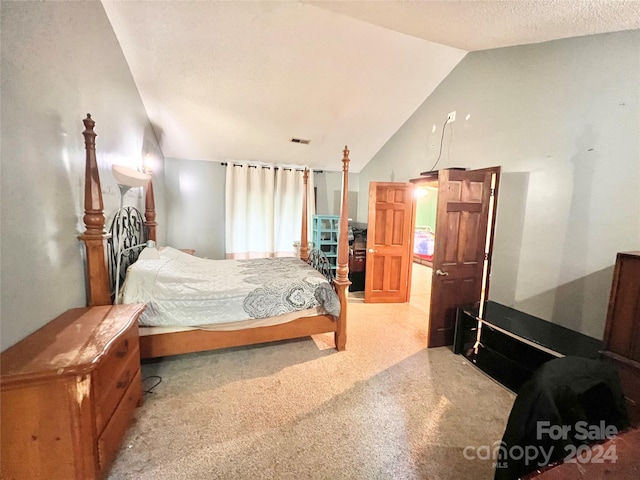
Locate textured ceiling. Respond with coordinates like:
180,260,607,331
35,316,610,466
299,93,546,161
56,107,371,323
311,0,640,51
102,0,640,172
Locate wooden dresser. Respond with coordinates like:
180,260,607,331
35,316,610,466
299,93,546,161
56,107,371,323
601,251,640,426
1,304,145,479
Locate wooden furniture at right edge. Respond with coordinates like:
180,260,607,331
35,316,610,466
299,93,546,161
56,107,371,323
600,251,640,426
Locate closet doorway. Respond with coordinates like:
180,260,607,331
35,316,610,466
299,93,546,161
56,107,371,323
365,167,500,348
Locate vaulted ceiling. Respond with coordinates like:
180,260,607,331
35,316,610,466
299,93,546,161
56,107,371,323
102,1,640,172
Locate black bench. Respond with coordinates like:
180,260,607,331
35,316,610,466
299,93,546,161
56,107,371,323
454,301,603,392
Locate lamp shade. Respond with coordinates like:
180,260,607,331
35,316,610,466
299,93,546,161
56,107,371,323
112,164,151,188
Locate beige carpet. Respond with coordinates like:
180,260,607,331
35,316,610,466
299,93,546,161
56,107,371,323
108,299,515,480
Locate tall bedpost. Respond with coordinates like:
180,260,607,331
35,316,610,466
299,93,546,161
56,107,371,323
145,178,157,242
333,146,351,350
78,114,111,306
300,168,309,261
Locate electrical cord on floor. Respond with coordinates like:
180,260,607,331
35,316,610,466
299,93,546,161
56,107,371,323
142,375,162,394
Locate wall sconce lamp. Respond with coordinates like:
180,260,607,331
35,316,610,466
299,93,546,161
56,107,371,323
113,164,151,196
142,153,154,175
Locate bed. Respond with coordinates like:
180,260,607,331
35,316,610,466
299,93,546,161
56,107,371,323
413,226,434,264
79,113,351,358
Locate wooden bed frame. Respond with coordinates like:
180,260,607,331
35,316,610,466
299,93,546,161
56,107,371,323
79,114,350,358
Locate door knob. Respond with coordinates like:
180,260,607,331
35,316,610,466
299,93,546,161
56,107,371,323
368,248,377,253
435,269,449,276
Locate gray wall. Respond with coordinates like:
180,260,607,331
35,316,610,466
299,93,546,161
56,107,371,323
313,170,360,220
164,158,226,259
3,2,636,350
1,2,166,351
358,31,640,338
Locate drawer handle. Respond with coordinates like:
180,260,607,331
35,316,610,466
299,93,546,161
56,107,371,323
624,395,637,406
117,370,131,389
116,339,129,358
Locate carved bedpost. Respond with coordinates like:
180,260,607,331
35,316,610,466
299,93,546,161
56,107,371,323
300,169,309,261
78,114,111,306
333,146,351,350
145,178,157,242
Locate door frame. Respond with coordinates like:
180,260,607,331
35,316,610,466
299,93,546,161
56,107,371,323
472,167,501,317
409,175,440,265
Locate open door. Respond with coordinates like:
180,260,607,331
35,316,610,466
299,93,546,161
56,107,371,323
428,167,500,347
364,182,415,303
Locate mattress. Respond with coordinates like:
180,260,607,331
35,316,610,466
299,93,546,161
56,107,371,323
121,247,340,328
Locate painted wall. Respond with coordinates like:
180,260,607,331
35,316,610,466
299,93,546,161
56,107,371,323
313,170,360,221
357,31,640,338
1,2,166,351
415,187,438,231
3,3,635,350
164,158,226,259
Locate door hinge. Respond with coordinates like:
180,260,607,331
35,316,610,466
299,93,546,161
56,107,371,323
490,188,495,196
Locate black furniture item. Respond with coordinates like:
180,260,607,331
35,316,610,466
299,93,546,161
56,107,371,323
348,248,366,292
494,356,629,480
454,301,603,393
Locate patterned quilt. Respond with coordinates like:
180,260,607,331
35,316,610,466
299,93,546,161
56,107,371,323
121,247,340,327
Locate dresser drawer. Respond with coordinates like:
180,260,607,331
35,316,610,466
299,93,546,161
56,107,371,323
97,368,142,473
94,322,139,399
95,350,140,434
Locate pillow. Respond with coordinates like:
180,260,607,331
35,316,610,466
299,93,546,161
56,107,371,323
138,245,161,261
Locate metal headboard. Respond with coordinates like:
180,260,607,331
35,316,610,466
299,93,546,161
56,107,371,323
306,248,336,283
107,206,147,297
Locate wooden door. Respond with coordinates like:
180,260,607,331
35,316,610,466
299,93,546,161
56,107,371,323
365,182,415,303
428,168,500,347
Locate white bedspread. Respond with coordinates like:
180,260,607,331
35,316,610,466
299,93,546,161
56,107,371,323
121,247,340,328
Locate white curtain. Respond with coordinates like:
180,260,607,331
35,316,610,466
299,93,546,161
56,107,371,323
225,164,315,259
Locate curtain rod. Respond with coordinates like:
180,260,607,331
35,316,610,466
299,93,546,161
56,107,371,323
219,162,322,173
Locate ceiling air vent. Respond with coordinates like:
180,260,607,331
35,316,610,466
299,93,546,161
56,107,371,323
290,137,311,145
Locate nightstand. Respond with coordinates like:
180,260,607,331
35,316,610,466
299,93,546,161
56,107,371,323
1,304,146,479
